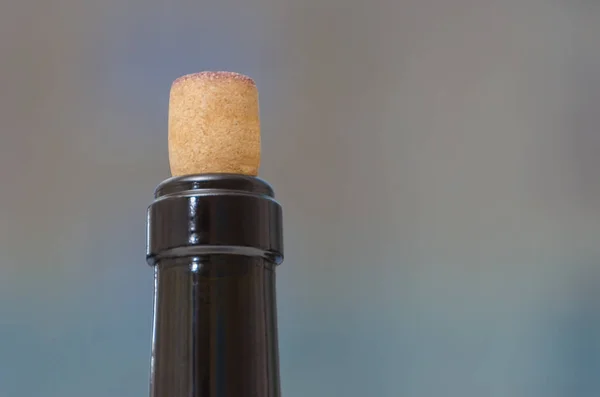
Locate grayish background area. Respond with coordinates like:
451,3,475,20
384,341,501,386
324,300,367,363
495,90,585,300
0,1,599,396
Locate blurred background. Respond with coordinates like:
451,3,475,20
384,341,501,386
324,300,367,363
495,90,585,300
0,0,599,396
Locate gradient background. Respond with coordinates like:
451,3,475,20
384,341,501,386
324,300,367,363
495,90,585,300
1,1,599,396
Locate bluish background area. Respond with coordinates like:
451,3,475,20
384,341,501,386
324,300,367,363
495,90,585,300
0,1,599,396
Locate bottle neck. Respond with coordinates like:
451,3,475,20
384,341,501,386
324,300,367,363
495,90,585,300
150,255,281,397
146,174,284,397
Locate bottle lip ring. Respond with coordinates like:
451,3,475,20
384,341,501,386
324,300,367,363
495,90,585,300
147,174,284,266
154,174,275,199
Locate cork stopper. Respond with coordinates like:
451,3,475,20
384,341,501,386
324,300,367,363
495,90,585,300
168,71,261,176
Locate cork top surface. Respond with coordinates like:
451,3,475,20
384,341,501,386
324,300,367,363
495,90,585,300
168,71,261,176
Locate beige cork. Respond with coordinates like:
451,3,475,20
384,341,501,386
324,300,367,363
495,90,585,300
168,71,261,176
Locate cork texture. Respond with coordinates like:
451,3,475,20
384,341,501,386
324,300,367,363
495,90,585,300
168,71,261,176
